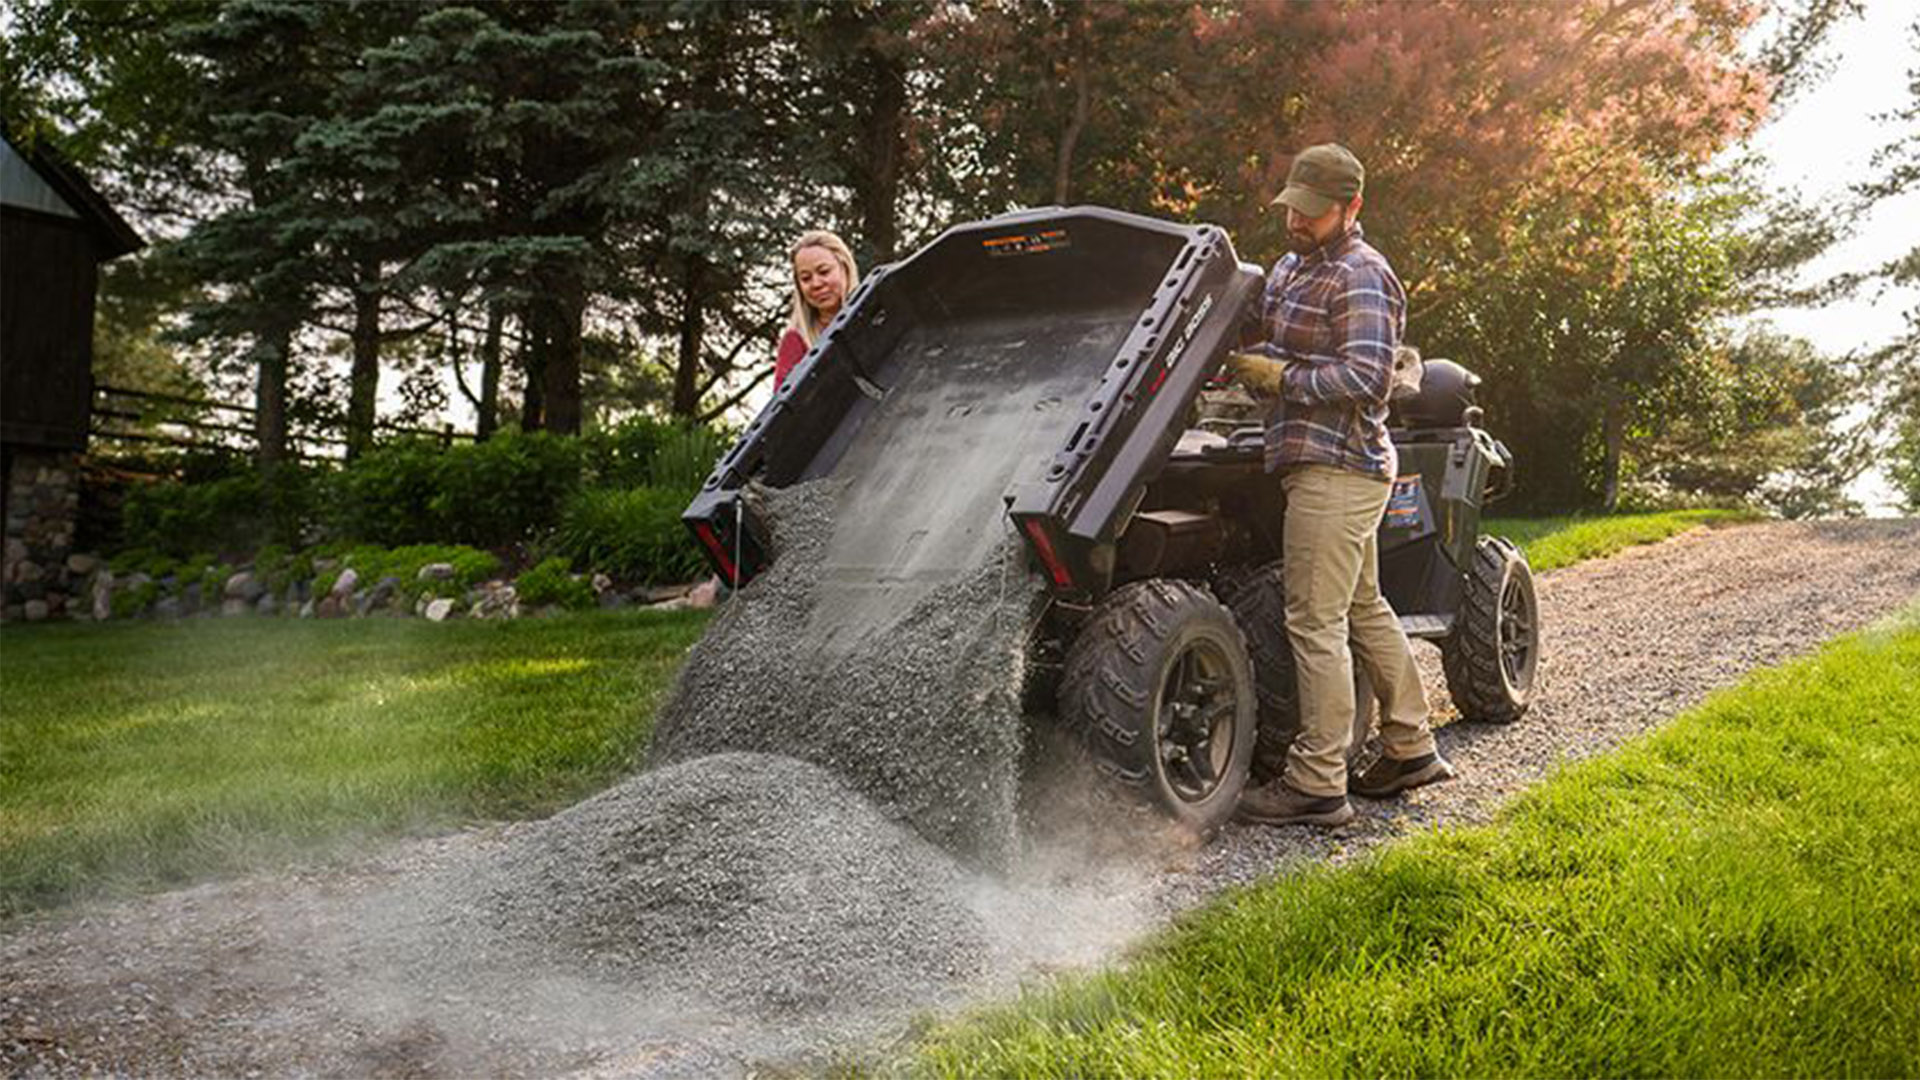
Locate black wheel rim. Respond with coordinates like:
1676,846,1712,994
1498,570,1535,689
1156,639,1239,802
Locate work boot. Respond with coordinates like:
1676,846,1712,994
1351,751,1457,799
1236,780,1355,827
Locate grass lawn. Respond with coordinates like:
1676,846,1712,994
0,609,710,919
1483,507,1758,572
913,600,1920,1078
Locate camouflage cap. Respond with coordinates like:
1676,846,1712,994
1271,143,1365,217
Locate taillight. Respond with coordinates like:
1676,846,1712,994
693,521,738,585
1021,518,1074,590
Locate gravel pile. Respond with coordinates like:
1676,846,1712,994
441,752,988,1020
651,480,1046,864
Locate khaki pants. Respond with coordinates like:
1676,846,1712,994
1280,464,1435,796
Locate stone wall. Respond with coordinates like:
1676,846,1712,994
2,448,88,622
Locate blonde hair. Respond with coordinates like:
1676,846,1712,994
786,229,860,346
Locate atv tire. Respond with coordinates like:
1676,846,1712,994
1059,579,1255,835
1441,536,1538,724
1220,561,1376,781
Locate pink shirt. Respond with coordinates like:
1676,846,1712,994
775,328,808,389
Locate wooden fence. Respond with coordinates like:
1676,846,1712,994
90,384,472,462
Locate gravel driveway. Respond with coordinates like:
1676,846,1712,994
3,519,1916,1078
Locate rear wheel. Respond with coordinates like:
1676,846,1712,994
1219,561,1375,781
1441,536,1538,723
1059,579,1255,835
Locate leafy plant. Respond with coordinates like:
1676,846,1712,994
514,556,594,610
556,486,706,585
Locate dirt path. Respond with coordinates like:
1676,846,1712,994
4,520,1917,1078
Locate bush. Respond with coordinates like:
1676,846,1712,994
312,543,502,602
325,440,447,546
555,486,707,585
514,556,594,610
430,432,582,546
581,417,674,490
648,424,732,495
327,433,582,548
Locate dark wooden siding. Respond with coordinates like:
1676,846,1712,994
1,206,98,451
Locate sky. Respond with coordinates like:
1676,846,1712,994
1742,0,1919,513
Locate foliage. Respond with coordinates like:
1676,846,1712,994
9,0,1882,513
556,487,707,585
327,432,582,548
309,543,500,603
118,465,319,557
514,556,595,611
0,610,712,917
914,603,1920,1077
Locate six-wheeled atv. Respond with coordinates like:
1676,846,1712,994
686,206,1540,835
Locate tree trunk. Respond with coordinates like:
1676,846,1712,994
252,318,293,469
477,301,503,441
1053,63,1091,205
1601,394,1625,512
345,262,382,462
520,302,546,432
540,277,585,435
672,258,707,418
856,38,907,261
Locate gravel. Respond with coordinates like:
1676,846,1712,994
650,480,1045,864
3,518,1917,1077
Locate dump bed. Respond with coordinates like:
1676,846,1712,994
685,206,1264,601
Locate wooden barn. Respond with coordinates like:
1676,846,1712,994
1,130,143,621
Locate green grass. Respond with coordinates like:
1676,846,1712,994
913,601,1920,1078
0,610,710,919
1483,507,1759,572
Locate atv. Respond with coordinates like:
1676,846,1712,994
686,206,1540,835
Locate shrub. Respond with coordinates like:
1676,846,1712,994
647,424,733,495
117,463,322,558
325,440,445,545
555,486,707,585
430,432,582,546
311,543,503,602
514,556,594,610
581,417,674,490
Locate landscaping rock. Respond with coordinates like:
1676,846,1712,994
154,597,184,620
66,553,99,576
417,563,455,582
255,593,280,617
91,571,113,620
316,596,344,619
598,590,630,610
329,568,359,598
470,582,518,620
363,576,400,614
222,598,249,618
424,598,456,622
591,572,613,595
23,599,48,621
181,582,204,614
299,598,317,619
687,577,721,609
225,571,266,602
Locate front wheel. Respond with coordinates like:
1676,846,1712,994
1059,579,1256,836
1441,536,1539,723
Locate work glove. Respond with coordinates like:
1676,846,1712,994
1225,350,1285,398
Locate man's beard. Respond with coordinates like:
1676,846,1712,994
1286,232,1319,254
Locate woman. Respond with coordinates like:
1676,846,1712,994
775,230,860,389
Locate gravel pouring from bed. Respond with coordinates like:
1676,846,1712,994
3,519,1917,1077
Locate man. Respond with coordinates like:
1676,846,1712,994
1229,143,1455,827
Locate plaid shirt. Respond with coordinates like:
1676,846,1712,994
1250,223,1405,480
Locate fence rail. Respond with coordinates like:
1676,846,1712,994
89,384,473,462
